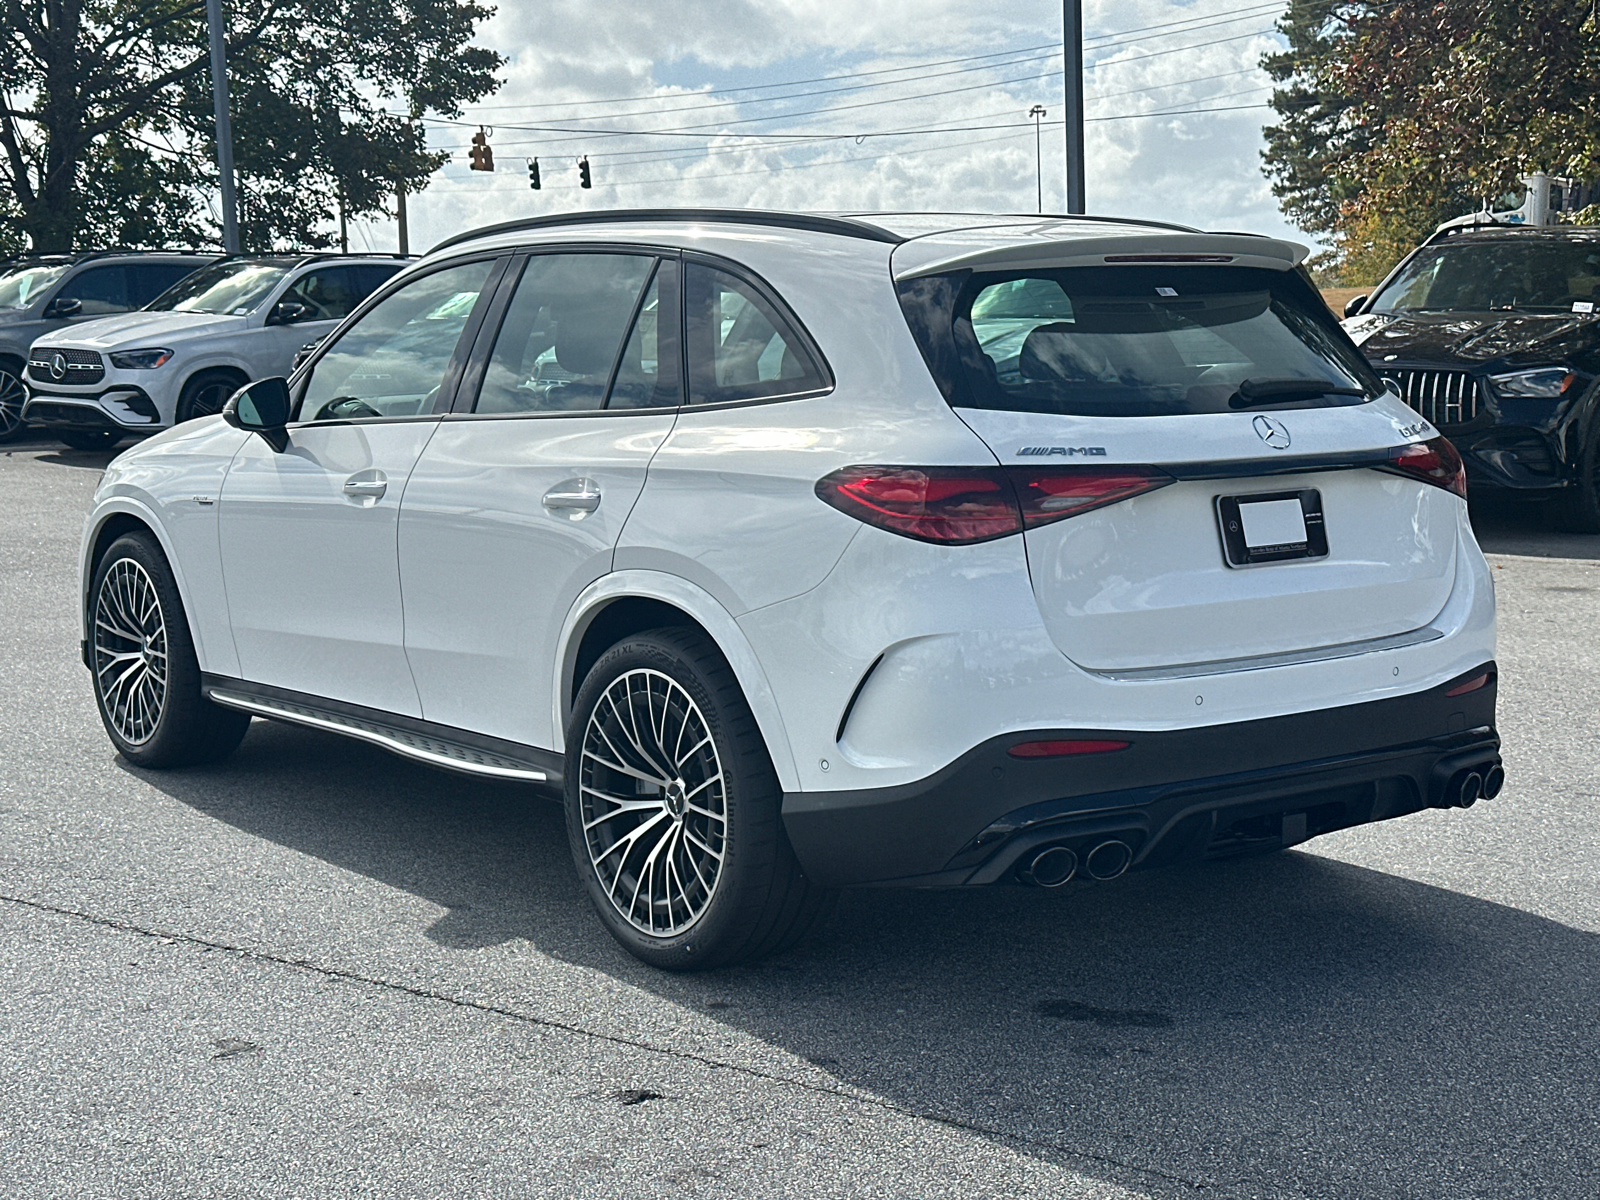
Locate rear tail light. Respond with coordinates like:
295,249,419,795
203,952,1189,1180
1009,739,1130,758
815,465,1174,545
1381,436,1468,499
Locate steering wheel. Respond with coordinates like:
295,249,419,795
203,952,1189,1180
320,396,384,420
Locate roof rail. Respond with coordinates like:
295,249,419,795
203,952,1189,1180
429,208,905,255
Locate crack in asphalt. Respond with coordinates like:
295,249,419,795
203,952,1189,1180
1,890,1214,1195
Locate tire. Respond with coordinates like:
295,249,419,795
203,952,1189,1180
0,357,27,444
59,428,123,452
176,369,245,423
1552,425,1600,534
565,628,834,971
88,532,251,768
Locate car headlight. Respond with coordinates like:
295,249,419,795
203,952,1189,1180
1488,367,1580,398
108,348,175,370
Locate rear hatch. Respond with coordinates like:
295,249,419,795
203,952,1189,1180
893,240,1462,674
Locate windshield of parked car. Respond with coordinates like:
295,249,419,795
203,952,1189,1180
0,262,71,309
1370,237,1600,314
145,260,292,314
899,264,1381,417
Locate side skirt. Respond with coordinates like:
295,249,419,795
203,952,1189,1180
201,674,564,789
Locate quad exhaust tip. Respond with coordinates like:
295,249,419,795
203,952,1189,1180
1020,845,1078,888
1085,840,1133,881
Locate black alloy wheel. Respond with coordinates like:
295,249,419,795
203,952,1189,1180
0,359,28,443
564,627,834,970
59,428,123,452
177,370,244,423
89,532,251,767
1554,424,1600,534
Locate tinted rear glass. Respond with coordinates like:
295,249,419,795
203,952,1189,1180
898,265,1381,417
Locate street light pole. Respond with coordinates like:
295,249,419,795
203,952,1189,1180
1029,105,1047,214
1063,0,1086,214
205,0,240,253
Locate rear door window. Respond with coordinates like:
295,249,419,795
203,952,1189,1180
684,264,828,404
131,263,203,307
472,252,655,414
902,265,1382,417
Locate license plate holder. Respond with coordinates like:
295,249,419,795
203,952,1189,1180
1216,489,1327,567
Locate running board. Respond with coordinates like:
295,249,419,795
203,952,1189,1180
205,684,556,784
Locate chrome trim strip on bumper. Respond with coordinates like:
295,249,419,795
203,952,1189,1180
1078,625,1447,682
205,688,550,782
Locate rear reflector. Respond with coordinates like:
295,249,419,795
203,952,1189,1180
1008,739,1131,758
815,465,1174,544
1380,436,1468,499
1444,672,1490,697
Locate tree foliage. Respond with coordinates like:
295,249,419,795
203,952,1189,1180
1263,0,1600,284
1,0,502,252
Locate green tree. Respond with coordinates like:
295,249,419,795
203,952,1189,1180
1262,0,1600,283
1,0,502,252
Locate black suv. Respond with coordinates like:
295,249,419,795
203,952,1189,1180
0,250,218,444
1342,225,1600,531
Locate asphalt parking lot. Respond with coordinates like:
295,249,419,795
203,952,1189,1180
3,432,1598,1200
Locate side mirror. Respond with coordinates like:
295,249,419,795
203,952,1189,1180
268,301,311,326
223,377,292,452
1343,294,1369,319
45,296,83,319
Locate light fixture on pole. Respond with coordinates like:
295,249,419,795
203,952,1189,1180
205,0,240,253
1063,0,1086,214
1029,105,1047,215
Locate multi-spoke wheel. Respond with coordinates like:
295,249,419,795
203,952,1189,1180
1553,424,1600,534
579,668,728,937
93,556,169,745
177,370,245,423
88,533,251,767
0,358,27,444
565,628,834,970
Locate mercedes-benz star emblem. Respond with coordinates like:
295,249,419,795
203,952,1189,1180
1252,414,1292,450
49,352,67,381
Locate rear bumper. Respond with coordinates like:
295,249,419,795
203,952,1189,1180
781,663,1499,886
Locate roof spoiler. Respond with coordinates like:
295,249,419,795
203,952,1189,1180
894,233,1309,280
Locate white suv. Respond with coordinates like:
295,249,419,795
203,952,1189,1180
77,209,1502,969
25,254,408,449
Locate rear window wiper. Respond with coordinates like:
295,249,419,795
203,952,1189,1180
1227,377,1366,409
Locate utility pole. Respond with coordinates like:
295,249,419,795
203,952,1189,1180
205,0,240,252
397,182,409,255
338,190,348,254
1063,0,1086,214
1029,105,1047,214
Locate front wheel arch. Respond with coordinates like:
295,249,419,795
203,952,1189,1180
177,367,249,422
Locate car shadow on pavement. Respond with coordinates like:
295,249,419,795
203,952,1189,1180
135,716,1600,1200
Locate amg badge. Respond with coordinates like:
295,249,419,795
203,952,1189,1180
1017,446,1108,457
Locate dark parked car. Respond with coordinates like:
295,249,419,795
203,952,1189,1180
1342,225,1600,531
0,250,220,445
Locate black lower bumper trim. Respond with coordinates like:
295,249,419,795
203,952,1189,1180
22,399,122,431
781,664,1499,886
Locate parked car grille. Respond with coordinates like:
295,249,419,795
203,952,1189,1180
1379,368,1480,426
27,348,105,386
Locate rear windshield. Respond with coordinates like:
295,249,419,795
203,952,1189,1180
897,264,1382,417
1370,236,1600,314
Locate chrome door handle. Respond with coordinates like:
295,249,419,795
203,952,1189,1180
343,478,387,499
542,485,601,513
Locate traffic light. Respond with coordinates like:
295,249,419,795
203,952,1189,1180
578,155,592,189
469,128,494,172
527,157,540,190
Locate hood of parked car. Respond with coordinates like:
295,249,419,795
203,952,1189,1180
1344,309,1600,366
32,310,250,350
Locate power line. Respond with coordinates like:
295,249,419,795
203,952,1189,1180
453,2,1282,114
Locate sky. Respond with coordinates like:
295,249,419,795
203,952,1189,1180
355,0,1297,256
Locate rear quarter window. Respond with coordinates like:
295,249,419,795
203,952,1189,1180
899,264,1383,417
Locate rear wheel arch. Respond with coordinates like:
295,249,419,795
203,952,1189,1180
555,575,801,792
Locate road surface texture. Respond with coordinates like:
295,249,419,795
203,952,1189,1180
3,433,1597,1199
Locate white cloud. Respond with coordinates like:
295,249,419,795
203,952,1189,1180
349,0,1299,257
